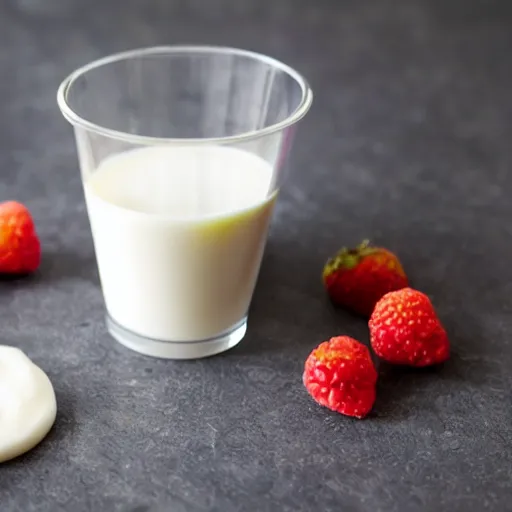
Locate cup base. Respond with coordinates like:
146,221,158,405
106,314,247,359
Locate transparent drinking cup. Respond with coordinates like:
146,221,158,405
57,46,313,359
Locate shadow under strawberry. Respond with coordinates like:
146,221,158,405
370,344,498,422
0,272,37,282
371,360,450,417
0,248,97,289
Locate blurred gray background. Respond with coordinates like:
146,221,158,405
1,1,511,511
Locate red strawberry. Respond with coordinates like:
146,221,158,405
369,287,450,367
0,201,41,274
323,241,408,317
303,336,378,418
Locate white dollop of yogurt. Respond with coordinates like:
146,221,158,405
0,345,57,463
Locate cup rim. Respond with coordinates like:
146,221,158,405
57,45,313,145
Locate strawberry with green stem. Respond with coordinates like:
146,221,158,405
323,240,408,317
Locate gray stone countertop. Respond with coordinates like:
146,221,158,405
0,0,511,510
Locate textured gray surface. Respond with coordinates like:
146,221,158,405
1,0,512,510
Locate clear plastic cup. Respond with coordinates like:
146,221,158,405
57,46,312,359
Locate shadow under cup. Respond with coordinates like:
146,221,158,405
57,46,313,359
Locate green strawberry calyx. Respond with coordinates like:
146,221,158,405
322,240,378,280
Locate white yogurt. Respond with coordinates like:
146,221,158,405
84,146,276,347
0,346,57,463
